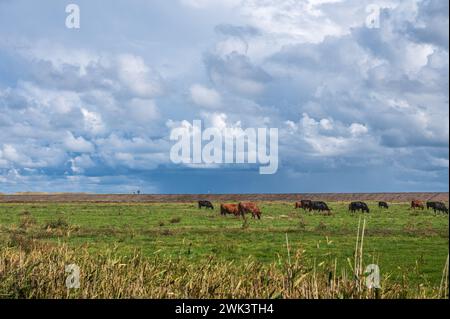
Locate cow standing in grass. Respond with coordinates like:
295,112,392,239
378,201,389,209
299,200,312,211
426,201,435,210
349,202,370,213
411,200,425,210
431,202,448,214
198,200,214,210
220,204,240,216
309,201,331,213
238,202,262,219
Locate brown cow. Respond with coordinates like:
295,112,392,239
411,200,425,210
295,202,302,209
220,203,240,216
238,202,262,219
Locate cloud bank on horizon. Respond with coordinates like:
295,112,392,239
0,0,448,194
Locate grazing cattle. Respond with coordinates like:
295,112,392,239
426,201,438,210
431,202,448,214
238,202,262,219
198,200,214,210
349,202,370,213
411,200,425,210
309,201,331,213
220,203,240,216
378,201,389,209
299,200,312,210
294,202,303,209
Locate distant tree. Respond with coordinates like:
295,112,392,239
137,190,141,195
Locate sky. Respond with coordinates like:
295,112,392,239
0,0,448,194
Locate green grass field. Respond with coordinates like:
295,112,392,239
0,201,448,292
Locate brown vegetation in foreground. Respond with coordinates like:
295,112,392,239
0,243,447,299
0,219,448,299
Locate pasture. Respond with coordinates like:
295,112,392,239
0,200,448,298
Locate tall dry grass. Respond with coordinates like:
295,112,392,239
0,217,447,299
0,246,446,298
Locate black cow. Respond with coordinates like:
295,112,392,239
432,202,448,214
349,202,370,213
426,201,438,210
309,201,331,213
300,200,313,210
198,200,214,210
378,201,389,209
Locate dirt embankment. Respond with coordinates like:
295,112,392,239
0,192,448,203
